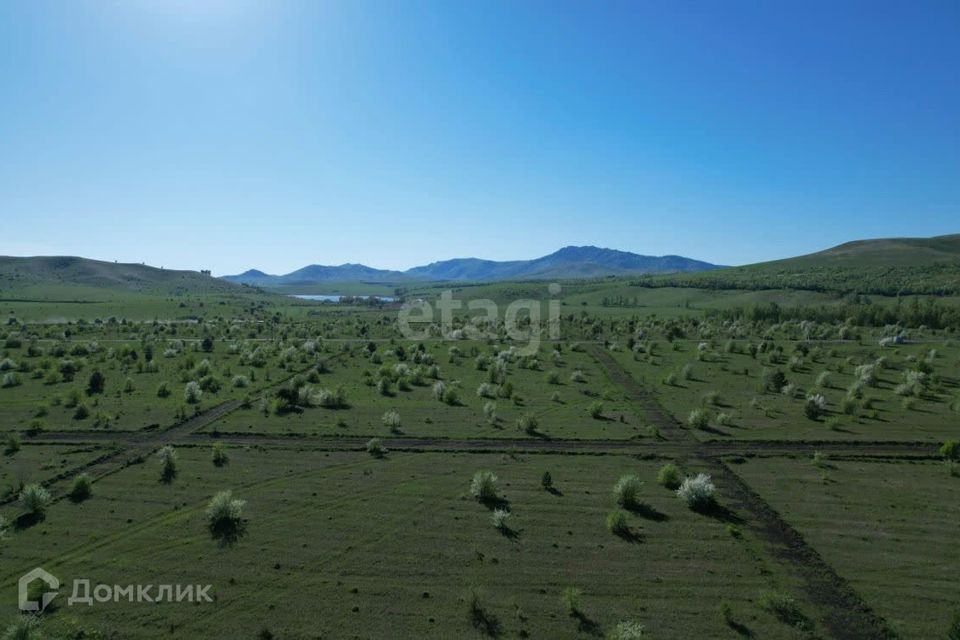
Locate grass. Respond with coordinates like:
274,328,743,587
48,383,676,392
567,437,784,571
0,450,809,639
735,456,960,639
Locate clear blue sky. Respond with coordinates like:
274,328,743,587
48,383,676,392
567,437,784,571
1,1,958,275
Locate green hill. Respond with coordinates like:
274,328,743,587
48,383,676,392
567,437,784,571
0,256,251,300
633,234,960,295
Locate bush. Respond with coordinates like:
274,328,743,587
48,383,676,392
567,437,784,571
561,586,582,616
570,370,586,383
184,381,203,404
316,386,347,409
157,445,178,483
87,370,106,395
941,440,960,461
613,474,643,508
482,401,497,423
212,442,229,467
20,483,52,516
382,410,402,433
470,471,498,502
702,390,721,406
156,381,171,398
606,509,630,537
676,473,715,509
476,382,496,398
432,381,446,400
608,621,646,640
366,437,387,458
541,471,553,490
4,432,21,455
687,408,709,429
588,400,604,419
761,368,786,393
206,490,245,534
1,372,22,388
545,370,560,385
73,404,90,420
68,473,93,501
804,394,827,420
657,463,682,490
491,508,511,531
757,590,811,630
517,413,538,435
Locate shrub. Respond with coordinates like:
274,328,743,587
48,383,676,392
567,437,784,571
663,372,678,386
606,509,630,537
470,471,498,502
517,413,538,435
1,372,22,388
156,381,171,398
541,471,553,490
681,363,694,380
757,590,811,630
761,368,786,393
157,445,178,483
4,432,21,455
212,442,229,467
442,387,459,406
476,382,496,398
545,370,560,385
316,386,347,409
588,400,604,419
608,621,646,640
73,404,90,420
432,381,446,400
20,483,52,516
68,473,93,501
232,375,249,388
570,370,585,383
702,390,721,406
206,490,245,534
816,371,832,389
613,474,643,508
87,370,106,395
676,473,715,509
687,408,709,429
804,394,827,420
482,401,497,423
184,381,203,404
716,412,732,426
941,440,960,461
657,463,682,490
491,508,511,531
366,437,387,458
561,587,582,616
382,410,402,433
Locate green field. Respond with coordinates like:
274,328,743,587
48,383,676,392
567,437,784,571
1,270,958,639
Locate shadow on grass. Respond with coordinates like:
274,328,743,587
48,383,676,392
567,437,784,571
14,512,44,531
627,502,669,522
480,496,512,511
693,501,743,525
209,519,248,547
699,425,732,437
571,611,604,637
545,486,564,497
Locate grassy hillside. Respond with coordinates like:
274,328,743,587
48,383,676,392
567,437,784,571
633,234,960,295
0,256,253,300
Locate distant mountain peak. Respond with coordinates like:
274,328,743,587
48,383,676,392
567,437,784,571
223,246,720,286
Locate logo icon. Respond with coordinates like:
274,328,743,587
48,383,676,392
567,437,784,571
19,568,59,612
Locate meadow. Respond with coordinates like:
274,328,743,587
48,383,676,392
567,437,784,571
0,277,958,639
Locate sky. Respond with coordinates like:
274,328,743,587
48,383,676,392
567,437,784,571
1,0,958,275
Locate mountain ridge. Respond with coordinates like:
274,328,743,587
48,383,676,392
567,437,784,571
224,245,721,286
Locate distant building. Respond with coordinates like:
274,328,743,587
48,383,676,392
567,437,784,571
200,270,212,276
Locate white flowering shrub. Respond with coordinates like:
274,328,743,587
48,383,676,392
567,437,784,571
382,410,401,432
157,445,178,483
491,508,511,531
613,474,643,508
687,408,709,429
676,473,715,509
608,620,646,640
432,381,446,401
184,381,203,404
20,483,52,516
470,471,498,502
206,490,245,531
476,383,496,399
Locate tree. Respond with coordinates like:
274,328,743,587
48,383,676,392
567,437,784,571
20,483,52,517
541,471,553,490
201,336,214,353
87,370,106,395
157,445,178,483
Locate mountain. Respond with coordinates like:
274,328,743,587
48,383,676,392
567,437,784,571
635,234,960,295
0,256,250,298
224,246,720,286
